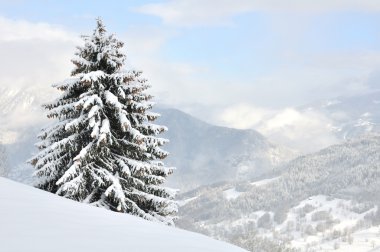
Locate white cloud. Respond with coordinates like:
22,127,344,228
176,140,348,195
0,17,79,91
122,26,176,57
0,16,77,42
257,108,339,153
218,104,339,153
218,104,275,129
135,0,253,27
138,59,216,109
0,16,80,143
136,0,380,27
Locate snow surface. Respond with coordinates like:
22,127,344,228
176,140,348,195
223,188,243,200
250,176,280,187
225,195,380,251
194,193,380,252
178,196,198,207
0,178,246,252
288,195,380,251
330,226,380,252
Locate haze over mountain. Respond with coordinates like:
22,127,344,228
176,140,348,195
299,90,380,140
218,90,380,154
156,108,296,191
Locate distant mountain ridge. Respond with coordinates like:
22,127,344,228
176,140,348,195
156,108,296,191
299,90,380,140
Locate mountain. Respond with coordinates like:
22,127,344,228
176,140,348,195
300,90,380,140
0,87,296,192
0,177,246,252
156,108,296,191
0,86,51,140
0,86,50,184
176,135,380,251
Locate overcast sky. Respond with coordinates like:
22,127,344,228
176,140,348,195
1,0,380,152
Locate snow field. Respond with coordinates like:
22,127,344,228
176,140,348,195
0,178,246,252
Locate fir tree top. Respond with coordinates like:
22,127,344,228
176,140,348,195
72,18,125,75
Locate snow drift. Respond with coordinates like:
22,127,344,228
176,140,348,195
0,177,246,252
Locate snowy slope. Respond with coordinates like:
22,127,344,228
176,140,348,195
0,177,246,252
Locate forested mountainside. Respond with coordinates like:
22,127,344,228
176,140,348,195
177,135,380,251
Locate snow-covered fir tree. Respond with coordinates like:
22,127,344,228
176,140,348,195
30,19,177,225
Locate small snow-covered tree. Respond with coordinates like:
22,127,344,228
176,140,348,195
30,19,177,224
